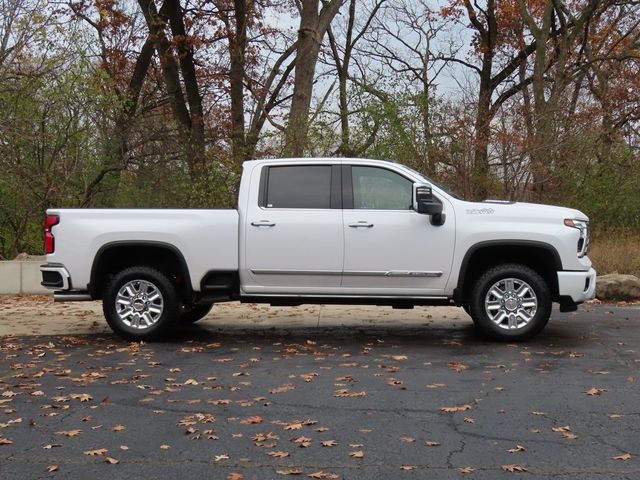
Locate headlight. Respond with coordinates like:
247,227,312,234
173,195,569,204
564,219,589,258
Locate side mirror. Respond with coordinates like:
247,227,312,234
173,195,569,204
414,183,445,226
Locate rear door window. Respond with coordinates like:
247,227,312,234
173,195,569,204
266,165,332,209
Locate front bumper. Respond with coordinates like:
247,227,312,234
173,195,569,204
557,267,597,303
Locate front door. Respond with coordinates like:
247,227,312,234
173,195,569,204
341,165,455,296
243,163,343,294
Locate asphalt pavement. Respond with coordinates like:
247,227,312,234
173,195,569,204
0,301,639,479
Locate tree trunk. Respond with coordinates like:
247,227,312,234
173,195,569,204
284,0,343,157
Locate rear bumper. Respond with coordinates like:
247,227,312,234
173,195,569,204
40,263,71,290
557,267,596,303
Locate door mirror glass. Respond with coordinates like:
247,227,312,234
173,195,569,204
414,184,442,216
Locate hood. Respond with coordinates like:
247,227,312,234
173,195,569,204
459,199,589,222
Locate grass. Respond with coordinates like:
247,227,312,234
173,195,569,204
588,230,640,277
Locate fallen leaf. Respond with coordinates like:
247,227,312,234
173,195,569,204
562,432,578,440
440,404,472,413
401,465,416,471
307,472,339,479
227,474,244,480
425,441,441,447
551,426,571,433
349,450,364,458
70,393,92,402
448,360,468,372
426,383,446,389
531,411,546,416
105,457,119,464
267,451,290,458
55,429,81,437
391,355,408,361
160,444,171,450
111,425,126,432
0,437,13,445
612,453,631,461
46,465,59,472
507,445,525,453
400,437,416,443
84,448,108,456
459,467,475,474
214,454,230,462
270,384,295,394
276,469,304,475
240,416,263,425
501,464,527,472
184,379,199,385
463,417,475,424
584,387,607,396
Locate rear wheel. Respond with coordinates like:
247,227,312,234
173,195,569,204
180,303,214,324
103,266,179,341
469,263,551,341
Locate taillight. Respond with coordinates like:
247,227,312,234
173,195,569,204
44,214,59,254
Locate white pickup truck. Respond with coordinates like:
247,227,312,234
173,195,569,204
40,158,596,341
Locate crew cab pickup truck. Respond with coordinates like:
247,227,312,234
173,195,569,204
40,158,596,341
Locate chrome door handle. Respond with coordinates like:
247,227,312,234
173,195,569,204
348,221,374,228
251,220,276,227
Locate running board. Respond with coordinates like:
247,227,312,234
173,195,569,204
54,291,92,302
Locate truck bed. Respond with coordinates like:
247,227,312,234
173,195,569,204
46,209,239,292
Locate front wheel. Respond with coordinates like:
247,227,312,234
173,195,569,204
469,264,551,341
103,266,179,341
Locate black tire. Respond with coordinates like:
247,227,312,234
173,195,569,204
103,266,179,341
469,263,551,341
179,303,214,324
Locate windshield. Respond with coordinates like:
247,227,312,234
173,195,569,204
398,165,463,200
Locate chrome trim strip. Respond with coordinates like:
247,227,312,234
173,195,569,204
251,269,443,278
251,269,341,276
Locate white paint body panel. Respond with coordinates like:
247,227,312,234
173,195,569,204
45,157,595,304
46,209,238,292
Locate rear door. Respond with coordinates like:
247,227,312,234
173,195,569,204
243,163,344,293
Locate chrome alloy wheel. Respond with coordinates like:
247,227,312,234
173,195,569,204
484,277,538,330
115,279,164,330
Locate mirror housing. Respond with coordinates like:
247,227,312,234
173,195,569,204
414,183,445,226
414,184,442,215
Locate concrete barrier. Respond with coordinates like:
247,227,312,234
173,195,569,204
0,261,51,295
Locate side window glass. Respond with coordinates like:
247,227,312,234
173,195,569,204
266,166,332,209
352,166,412,210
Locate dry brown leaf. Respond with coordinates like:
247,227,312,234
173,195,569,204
160,444,171,449
321,440,338,447
426,383,446,389
400,437,416,443
46,465,59,472
84,448,108,456
55,429,81,437
214,454,230,462
459,467,476,474
531,411,546,416
463,417,475,424
502,464,527,472
105,457,119,464
440,404,472,413
584,387,607,396
70,393,92,402
400,465,416,471
227,474,244,480
0,437,13,445
425,441,441,447
612,453,631,461
349,450,364,458
391,355,408,361
43,444,61,449
551,426,571,433
270,384,295,394
184,379,199,385
276,469,304,475
307,472,339,479
267,450,290,458
111,425,126,432
448,360,468,372
507,445,526,453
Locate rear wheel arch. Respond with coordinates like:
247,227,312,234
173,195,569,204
90,241,193,302
455,241,562,305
